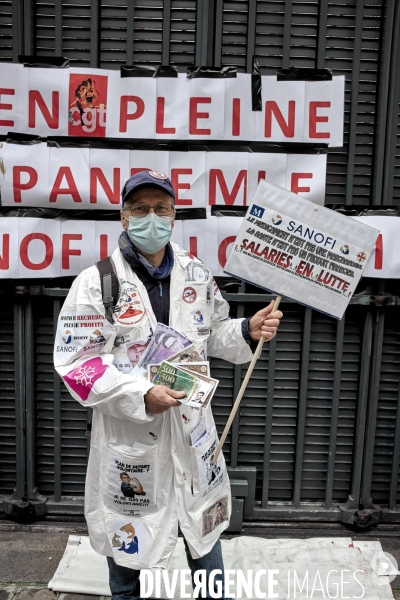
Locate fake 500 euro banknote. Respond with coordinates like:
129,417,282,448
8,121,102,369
152,361,218,409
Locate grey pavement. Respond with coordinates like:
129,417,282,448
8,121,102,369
1,521,400,599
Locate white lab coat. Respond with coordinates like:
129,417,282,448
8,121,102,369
53,242,253,569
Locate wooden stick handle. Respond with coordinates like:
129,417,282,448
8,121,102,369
211,295,282,464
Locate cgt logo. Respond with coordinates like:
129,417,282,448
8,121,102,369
68,74,108,137
250,204,265,219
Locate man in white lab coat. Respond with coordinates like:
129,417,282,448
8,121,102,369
53,170,282,599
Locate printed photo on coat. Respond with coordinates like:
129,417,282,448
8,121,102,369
108,455,156,514
107,441,158,516
202,496,229,537
192,431,225,498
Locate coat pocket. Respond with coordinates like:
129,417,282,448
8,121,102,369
189,426,226,502
106,441,158,517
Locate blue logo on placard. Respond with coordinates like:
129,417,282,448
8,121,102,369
250,204,265,219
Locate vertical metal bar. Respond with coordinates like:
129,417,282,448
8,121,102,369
230,294,245,469
53,298,62,502
54,0,63,56
246,0,257,74
261,335,277,508
25,299,36,499
316,0,328,69
360,308,385,508
201,0,210,65
213,0,223,67
325,315,345,509
86,407,93,457
371,2,394,205
206,0,216,65
389,380,400,510
345,0,365,206
340,310,373,510
126,1,135,66
162,0,172,65
282,0,293,69
195,0,204,65
196,0,210,65
229,360,242,469
13,295,26,500
293,308,312,508
90,0,100,68
23,0,34,56
382,1,400,206
12,0,23,62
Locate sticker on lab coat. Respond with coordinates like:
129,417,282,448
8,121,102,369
108,455,156,514
183,287,197,303
191,309,205,327
109,519,148,557
55,309,114,360
115,281,146,325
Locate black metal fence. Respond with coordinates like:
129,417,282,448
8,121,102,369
1,282,400,527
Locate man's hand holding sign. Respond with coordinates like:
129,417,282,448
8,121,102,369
212,179,379,463
249,301,283,342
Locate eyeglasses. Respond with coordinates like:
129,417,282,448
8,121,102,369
123,204,175,218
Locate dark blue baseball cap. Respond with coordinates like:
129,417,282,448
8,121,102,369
121,170,175,205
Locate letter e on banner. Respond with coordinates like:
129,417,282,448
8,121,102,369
0,88,15,127
188,79,225,139
169,151,206,208
285,154,327,206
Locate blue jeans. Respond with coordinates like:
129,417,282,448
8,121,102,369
107,538,231,600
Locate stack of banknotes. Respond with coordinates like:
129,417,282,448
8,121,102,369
131,323,218,409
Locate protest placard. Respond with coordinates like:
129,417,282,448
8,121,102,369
224,180,380,320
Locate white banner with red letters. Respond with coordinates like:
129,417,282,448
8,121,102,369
0,214,398,281
223,181,380,319
0,64,345,145
0,217,236,278
2,61,376,285
0,143,327,208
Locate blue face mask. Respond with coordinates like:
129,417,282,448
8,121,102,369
125,213,173,254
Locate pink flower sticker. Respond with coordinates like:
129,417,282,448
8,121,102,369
63,357,108,401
